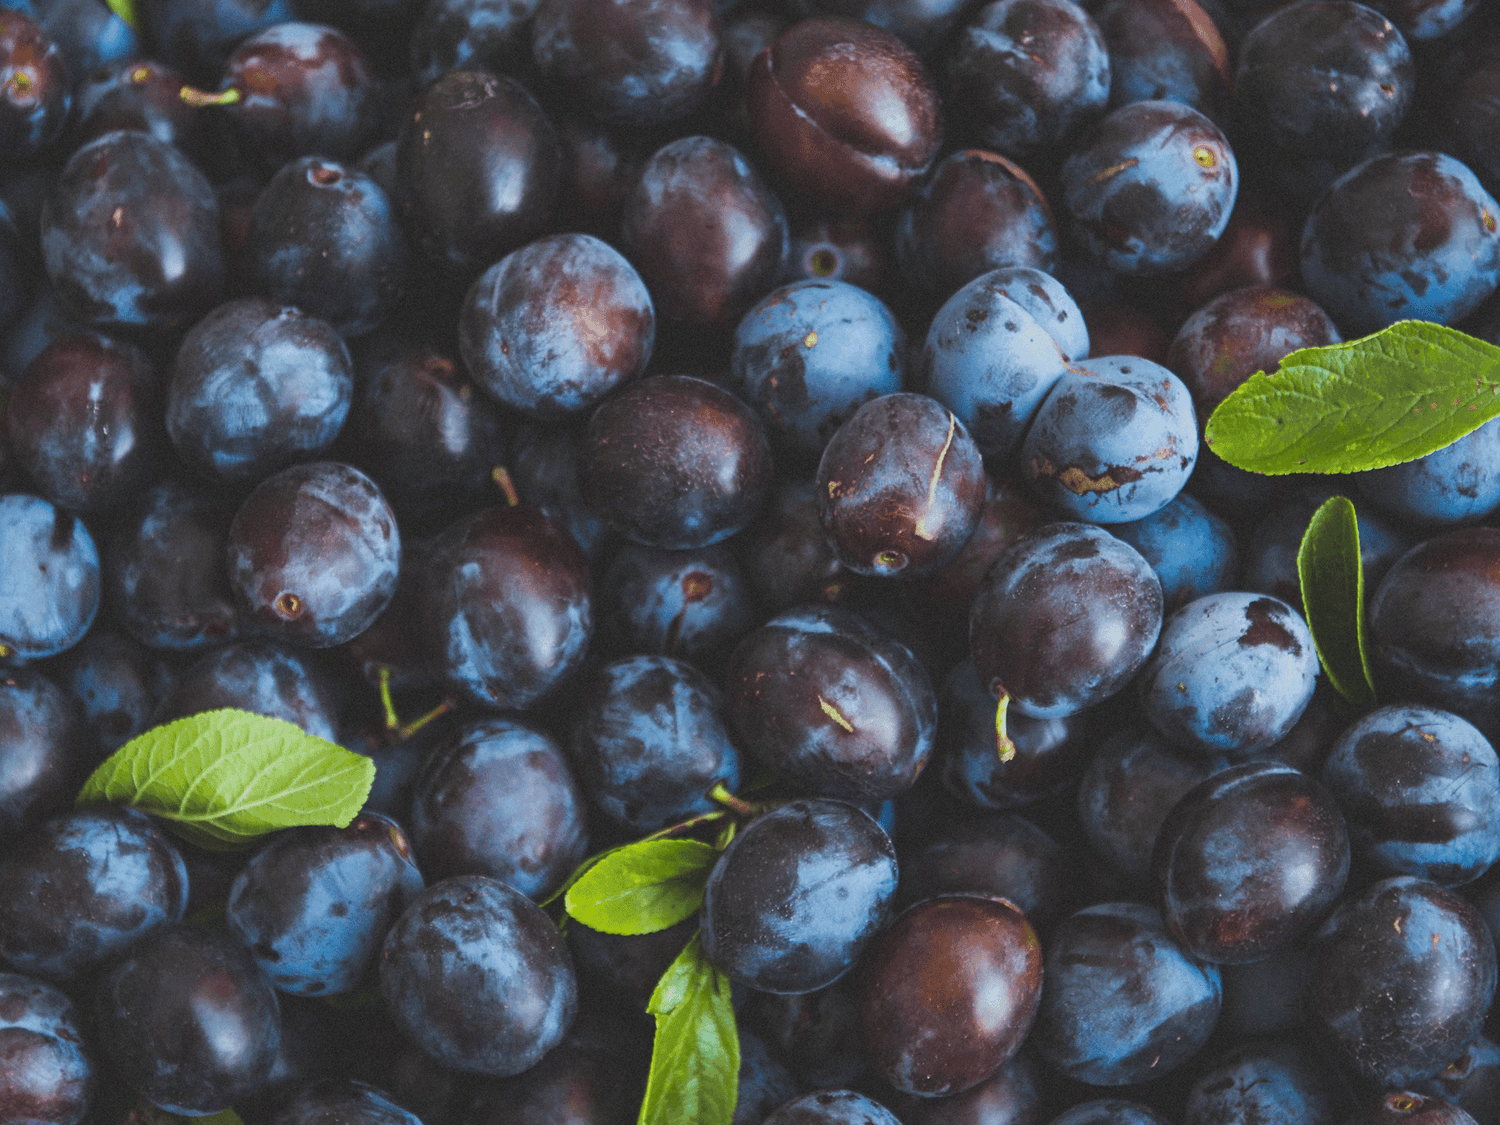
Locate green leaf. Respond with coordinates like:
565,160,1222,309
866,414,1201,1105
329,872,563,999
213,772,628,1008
105,0,140,31
565,839,717,935
1204,321,1500,475
1297,497,1377,708
639,933,738,1125
77,709,374,850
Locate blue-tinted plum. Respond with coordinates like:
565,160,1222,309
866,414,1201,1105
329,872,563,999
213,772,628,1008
920,267,1075,459
0,670,94,843
93,924,281,1115
969,522,1163,719
1355,418,1500,528
1138,592,1319,758
569,655,740,832
860,895,1042,1096
166,298,354,483
267,1080,423,1125
735,1030,802,1125
1022,355,1198,523
0,495,98,667
1152,760,1350,964
417,505,593,711
700,798,897,994
395,69,559,277
723,606,937,803
106,479,245,652
1305,876,1497,1088
508,421,611,559
40,130,223,333
884,1052,1046,1125
460,233,654,419
1322,705,1500,887
598,542,753,664
729,279,904,458
68,58,214,169
0,807,187,983
1110,493,1236,612
1410,1036,1500,1123
530,0,720,127
939,660,1095,811
138,0,295,83
1049,1104,1170,1125
1183,1042,1345,1125
227,461,400,649
1096,0,1231,122
1236,1,1412,165
1300,152,1500,334
5,332,163,515
817,393,987,578
250,157,407,339
1367,0,1478,37
1077,725,1230,883
0,973,93,1125
763,1091,902,1125
378,874,576,1078
580,374,773,550
226,812,424,996
57,629,169,752
1369,528,1500,738
619,135,787,327
943,0,1109,161
158,639,340,742
1030,901,1221,1085
1061,100,1237,275
0,10,68,157
411,0,541,87
408,717,588,899
1346,1094,1480,1124
894,151,1060,305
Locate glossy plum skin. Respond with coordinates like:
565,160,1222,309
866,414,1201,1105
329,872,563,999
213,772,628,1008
1321,704,1500,887
1051,1103,1169,1125
530,0,721,126
1151,760,1350,964
763,1091,902,1125
723,605,937,803
93,924,282,1115
378,874,577,1078
1022,355,1198,524
969,522,1163,719
1300,152,1500,334
0,496,99,667
417,505,593,712
0,671,95,843
0,9,69,156
266,1080,424,1125
859,895,1042,1096
569,655,740,832
1355,418,1500,528
0,973,93,1125
745,18,942,216
1138,592,1319,759
699,798,897,994
460,232,654,418
729,279,904,458
157,639,339,742
0,807,187,983
817,393,986,578
226,812,425,996
408,717,588,898
598,543,753,663
57,629,167,752
1096,0,1231,120
1183,1042,1344,1125
920,267,1080,460
1305,876,1498,1088
40,130,224,333
1110,493,1237,612
1368,528,1500,738
1030,902,1221,1086
165,299,354,483
580,374,773,550
1060,100,1237,276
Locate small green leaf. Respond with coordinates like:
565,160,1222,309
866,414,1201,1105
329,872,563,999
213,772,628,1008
639,933,738,1125
77,709,374,849
105,0,140,31
565,839,717,935
1297,497,1377,708
1204,321,1500,475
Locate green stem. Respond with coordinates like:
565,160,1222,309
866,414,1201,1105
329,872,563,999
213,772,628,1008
399,698,455,740
708,783,757,819
179,85,242,108
376,666,400,732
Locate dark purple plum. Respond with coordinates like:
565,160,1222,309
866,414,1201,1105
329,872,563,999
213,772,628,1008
0,10,68,157
411,0,542,87
0,670,95,843
1049,1103,1170,1125
157,639,340,742
267,1080,424,1125
883,1052,1047,1125
1183,1041,1346,1125
67,58,215,169
0,973,93,1125
700,798,897,994
1096,0,1232,120
762,1091,902,1125
378,874,577,1077
0,495,99,667
138,0,296,83
597,542,753,664
56,629,170,752
1355,418,1500,528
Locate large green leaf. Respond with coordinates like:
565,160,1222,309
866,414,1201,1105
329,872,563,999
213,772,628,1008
565,839,717,935
639,934,738,1125
77,709,374,849
1297,497,1377,708
1204,321,1500,475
